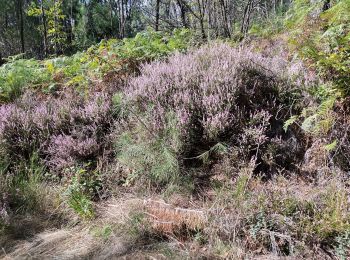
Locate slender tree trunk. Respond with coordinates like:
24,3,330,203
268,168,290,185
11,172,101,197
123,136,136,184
220,0,230,37
68,0,73,47
110,0,113,35
264,0,268,18
177,0,187,27
118,0,122,38
246,1,254,34
199,18,205,39
197,0,206,39
241,3,248,34
155,0,160,31
119,0,125,38
5,13,8,28
17,0,25,53
40,0,48,57
54,0,58,56
122,0,125,37
241,0,254,36
0,52,4,66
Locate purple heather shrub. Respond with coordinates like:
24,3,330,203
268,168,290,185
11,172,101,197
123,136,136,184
122,43,313,175
47,135,77,171
0,90,114,173
126,43,307,143
47,134,100,172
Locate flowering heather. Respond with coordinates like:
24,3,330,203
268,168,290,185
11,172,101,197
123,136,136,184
47,134,100,172
0,91,114,173
126,43,307,142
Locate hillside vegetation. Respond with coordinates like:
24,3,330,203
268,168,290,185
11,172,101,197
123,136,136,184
1,0,350,259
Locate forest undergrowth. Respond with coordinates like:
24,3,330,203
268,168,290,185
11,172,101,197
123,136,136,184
1,1,350,259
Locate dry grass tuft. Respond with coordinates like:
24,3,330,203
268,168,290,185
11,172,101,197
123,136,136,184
143,199,206,237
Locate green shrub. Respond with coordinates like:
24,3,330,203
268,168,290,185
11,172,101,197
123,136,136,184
286,0,350,96
91,225,113,240
3,153,47,214
63,166,101,219
0,29,192,103
249,14,285,38
121,28,191,60
116,117,180,186
65,188,94,220
0,58,50,102
284,0,320,30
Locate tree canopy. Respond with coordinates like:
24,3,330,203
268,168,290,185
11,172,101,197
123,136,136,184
1,0,294,59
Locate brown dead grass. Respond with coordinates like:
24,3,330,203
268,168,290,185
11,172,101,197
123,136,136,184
0,196,142,260
143,199,206,238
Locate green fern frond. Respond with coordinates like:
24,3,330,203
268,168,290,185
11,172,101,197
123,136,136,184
324,140,337,151
283,115,298,132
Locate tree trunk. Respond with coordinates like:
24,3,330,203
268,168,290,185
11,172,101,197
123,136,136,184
110,0,114,35
17,0,25,53
40,0,48,57
67,0,73,47
220,0,231,37
177,0,188,27
155,0,160,31
241,0,254,36
119,0,125,38
197,0,206,39
0,52,4,66
54,0,59,56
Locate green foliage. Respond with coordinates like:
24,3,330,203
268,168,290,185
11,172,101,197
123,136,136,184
5,152,47,214
27,0,67,54
284,0,320,30
121,29,191,60
116,113,180,186
335,231,350,260
303,17,350,95
271,184,350,243
117,132,179,186
300,99,335,135
190,143,228,165
283,115,298,132
324,139,337,151
0,29,192,103
0,58,50,102
65,187,94,220
91,225,113,240
63,166,100,219
112,92,124,116
284,95,336,137
286,0,350,96
308,186,350,241
249,14,285,38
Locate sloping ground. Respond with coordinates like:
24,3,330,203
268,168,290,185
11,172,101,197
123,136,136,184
1,197,203,260
2,228,172,260
1,197,138,260
1,176,343,260
1,26,349,258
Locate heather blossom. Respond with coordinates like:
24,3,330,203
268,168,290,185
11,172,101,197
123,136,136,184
0,91,114,173
126,43,306,143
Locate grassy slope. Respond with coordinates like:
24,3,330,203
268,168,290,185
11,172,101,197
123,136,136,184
1,2,350,259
